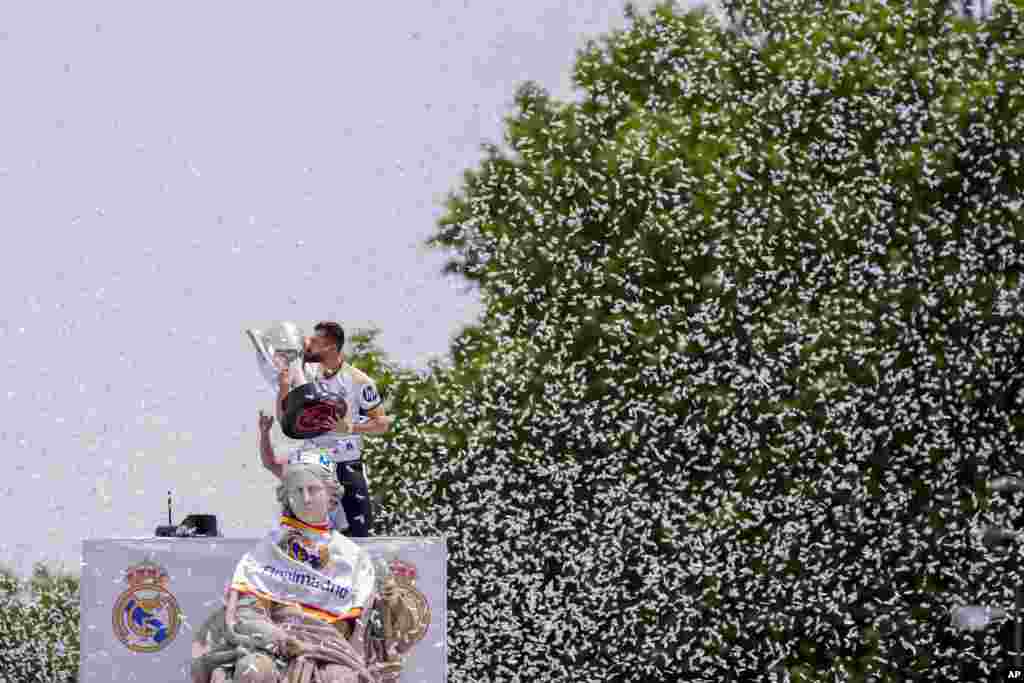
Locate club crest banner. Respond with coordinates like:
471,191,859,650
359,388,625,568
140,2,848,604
79,537,447,682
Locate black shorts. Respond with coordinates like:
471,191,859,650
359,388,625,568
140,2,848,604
336,461,372,537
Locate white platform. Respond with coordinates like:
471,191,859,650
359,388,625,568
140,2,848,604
79,537,447,682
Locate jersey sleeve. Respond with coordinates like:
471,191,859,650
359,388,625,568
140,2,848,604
358,378,383,412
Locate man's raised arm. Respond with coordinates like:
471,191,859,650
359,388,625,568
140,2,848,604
258,410,285,479
275,366,290,425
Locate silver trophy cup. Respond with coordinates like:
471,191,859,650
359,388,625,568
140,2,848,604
246,322,346,439
246,321,312,393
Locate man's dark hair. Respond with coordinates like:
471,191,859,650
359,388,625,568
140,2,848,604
314,321,345,352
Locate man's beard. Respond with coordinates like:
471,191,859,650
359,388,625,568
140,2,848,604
304,351,323,363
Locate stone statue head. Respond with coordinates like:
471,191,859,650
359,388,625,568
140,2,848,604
276,461,341,526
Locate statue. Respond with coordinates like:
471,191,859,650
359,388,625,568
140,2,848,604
189,461,430,683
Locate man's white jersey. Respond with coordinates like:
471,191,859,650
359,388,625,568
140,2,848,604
299,363,382,463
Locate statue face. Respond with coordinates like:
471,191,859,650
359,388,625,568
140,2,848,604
286,468,330,526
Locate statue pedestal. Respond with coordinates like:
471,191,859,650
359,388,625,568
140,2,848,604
79,537,447,682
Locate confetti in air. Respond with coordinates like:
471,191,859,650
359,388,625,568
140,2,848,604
363,1,1024,680
3,1,1024,681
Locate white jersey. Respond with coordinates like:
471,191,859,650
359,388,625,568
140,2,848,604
296,363,382,463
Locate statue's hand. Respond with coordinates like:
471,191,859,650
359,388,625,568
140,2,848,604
283,635,311,659
190,647,246,683
226,618,283,655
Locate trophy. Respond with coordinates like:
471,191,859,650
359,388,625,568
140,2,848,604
245,322,346,440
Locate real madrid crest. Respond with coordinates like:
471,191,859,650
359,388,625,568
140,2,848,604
371,559,432,647
279,529,332,571
112,558,181,653
366,558,434,682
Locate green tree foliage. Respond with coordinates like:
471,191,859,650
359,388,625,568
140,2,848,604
403,0,1024,680
344,327,459,530
0,562,80,682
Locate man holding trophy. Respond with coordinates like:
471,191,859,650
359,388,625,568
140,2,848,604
248,321,392,537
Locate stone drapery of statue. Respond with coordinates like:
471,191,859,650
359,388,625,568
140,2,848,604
189,463,431,683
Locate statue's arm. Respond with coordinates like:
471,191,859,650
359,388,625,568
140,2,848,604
191,606,242,683
191,647,243,683
225,590,290,656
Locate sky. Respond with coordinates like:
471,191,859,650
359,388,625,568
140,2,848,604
0,0,668,576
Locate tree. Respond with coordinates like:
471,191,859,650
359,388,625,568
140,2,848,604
0,562,80,682
344,327,461,533
412,0,1024,680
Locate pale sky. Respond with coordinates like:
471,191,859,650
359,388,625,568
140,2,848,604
0,0,667,576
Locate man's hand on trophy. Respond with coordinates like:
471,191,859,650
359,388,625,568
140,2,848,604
325,412,353,435
273,350,293,369
258,410,274,434
278,366,291,394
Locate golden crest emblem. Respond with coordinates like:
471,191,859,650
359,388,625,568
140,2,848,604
111,559,181,653
381,559,431,646
369,557,433,683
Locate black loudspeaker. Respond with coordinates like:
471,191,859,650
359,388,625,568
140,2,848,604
180,514,219,537
154,515,220,538
280,382,348,440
